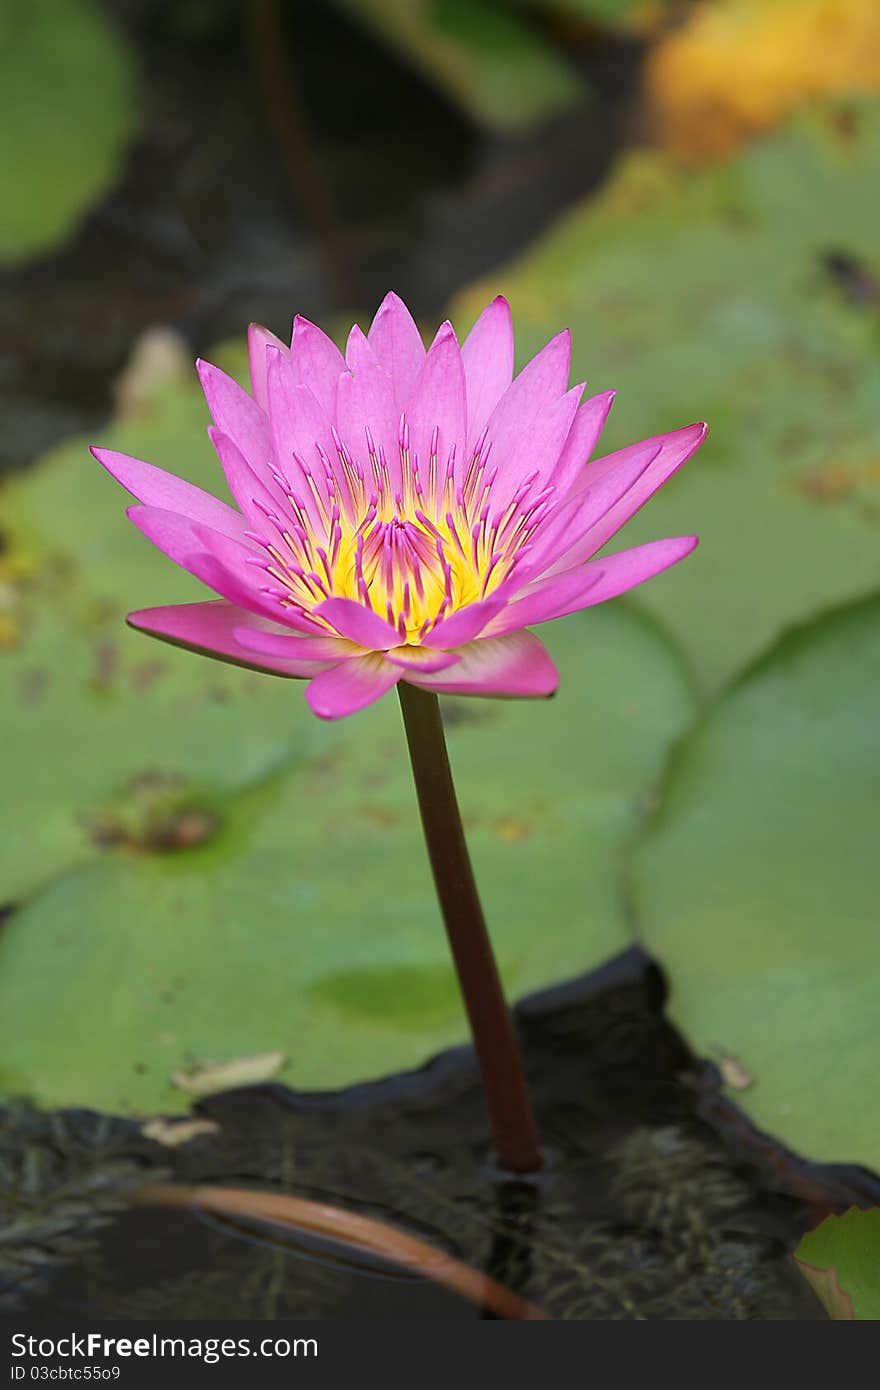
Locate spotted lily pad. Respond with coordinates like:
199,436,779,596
629,595,880,1172
0,599,694,1110
0,0,135,264
0,362,311,904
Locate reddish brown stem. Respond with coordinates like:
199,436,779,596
134,1183,548,1320
397,683,543,1175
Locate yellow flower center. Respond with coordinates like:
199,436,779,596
250,423,549,642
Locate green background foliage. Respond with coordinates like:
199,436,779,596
456,101,880,692
0,0,135,264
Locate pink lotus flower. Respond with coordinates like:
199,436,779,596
92,294,705,719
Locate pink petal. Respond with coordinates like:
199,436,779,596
549,389,616,498
427,598,506,648
208,427,284,530
91,447,249,542
519,438,661,583
580,535,699,602
315,596,401,649
188,519,331,627
367,291,426,411
126,505,306,627
126,601,331,678
196,359,274,482
195,552,325,632
289,314,346,419
496,380,584,510
248,323,288,412
488,330,570,429
404,631,559,699
486,536,699,636
127,504,255,578
265,349,335,521
406,321,467,499
384,645,462,673
482,568,607,636
547,422,707,571
233,626,362,661
337,329,401,493
306,652,401,719
461,295,514,451
481,330,572,511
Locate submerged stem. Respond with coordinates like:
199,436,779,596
397,683,543,1175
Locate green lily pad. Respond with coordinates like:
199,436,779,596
332,0,582,132
0,600,694,1111
0,356,310,905
629,595,880,1171
795,1208,880,1320
0,0,135,264
455,99,880,691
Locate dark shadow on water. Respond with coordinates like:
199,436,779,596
4,947,875,1320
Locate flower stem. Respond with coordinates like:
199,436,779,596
397,684,543,1175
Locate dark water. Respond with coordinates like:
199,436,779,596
1,0,641,476
5,949,875,1320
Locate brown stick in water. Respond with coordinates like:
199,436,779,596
134,1182,549,1321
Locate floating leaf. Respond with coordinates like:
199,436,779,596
0,362,309,905
456,98,880,691
795,1208,880,1319
0,0,135,264
629,595,880,1171
0,598,693,1110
